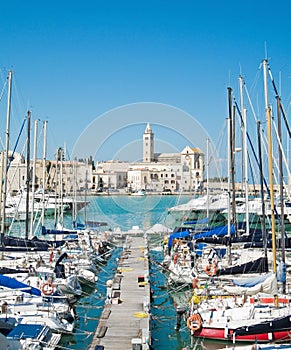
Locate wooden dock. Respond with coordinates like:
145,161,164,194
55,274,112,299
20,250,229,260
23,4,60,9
90,234,151,350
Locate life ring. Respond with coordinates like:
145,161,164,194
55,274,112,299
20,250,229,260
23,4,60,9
205,260,217,276
205,264,212,275
187,313,202,331
42,282,54,295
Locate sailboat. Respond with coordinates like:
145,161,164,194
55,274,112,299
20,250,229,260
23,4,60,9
186,58,291,345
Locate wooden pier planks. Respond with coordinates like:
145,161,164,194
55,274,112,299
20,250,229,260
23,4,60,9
90,234,150,350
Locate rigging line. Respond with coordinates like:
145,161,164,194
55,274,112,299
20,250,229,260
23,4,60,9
234,99,284,231
271,116,291,181
243,83,275,181
268,63,291,139
0,77,8,102
6,141,28,235
4,138,26,195
249,63,263,98
208,138,224,183
6,118,26,174
247,151,256,193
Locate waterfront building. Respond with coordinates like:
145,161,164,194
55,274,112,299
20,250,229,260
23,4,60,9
92,160,129,191
1,123,205,195
127,123,204,193
0,150,92,195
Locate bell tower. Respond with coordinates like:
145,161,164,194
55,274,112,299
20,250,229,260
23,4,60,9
143,123,154,162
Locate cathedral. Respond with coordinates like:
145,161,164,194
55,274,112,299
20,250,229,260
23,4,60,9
127,123,204,193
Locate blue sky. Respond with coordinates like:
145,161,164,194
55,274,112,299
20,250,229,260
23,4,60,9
0,0,290,172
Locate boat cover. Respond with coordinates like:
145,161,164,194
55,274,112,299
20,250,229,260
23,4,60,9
168,230,191,249
224,273,278,295
0,274,41,296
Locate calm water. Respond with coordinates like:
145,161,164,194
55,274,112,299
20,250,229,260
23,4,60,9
61,194,198,350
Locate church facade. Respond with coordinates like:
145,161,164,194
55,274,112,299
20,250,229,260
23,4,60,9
127,123,204,193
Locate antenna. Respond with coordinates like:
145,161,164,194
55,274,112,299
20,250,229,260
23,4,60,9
264,41,268,60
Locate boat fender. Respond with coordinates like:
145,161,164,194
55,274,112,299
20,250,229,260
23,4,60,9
173,253,179,264
192,277,199,289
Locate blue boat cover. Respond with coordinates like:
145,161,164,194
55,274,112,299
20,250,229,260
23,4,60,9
232,272,273,287
7,324,44,339
168,230,191,249
0,274,41,296
193,224,236,239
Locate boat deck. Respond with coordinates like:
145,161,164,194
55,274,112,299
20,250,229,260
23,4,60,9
90,234,151,350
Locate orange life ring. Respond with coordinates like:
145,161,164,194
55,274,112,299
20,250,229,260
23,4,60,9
205,261,217,276
187,313,202,331
205,264,212,275
42,282,54,295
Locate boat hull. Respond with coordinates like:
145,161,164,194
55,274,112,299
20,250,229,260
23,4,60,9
192,327,291,343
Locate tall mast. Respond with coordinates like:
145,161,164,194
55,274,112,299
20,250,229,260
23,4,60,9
263,58,278,306
257,121,268,267
25,111,31,240
231,104,237,228
53,149,58,229
0,70,13,252
227,87,232,264
276,84,286,293
206,138,209,223
41,121,47,227
60,147,64,227
30,119,38,236
239,76,249,236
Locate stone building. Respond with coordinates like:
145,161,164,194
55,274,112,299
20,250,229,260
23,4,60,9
0,150,92,196
92,161,129,190
127,123,204,192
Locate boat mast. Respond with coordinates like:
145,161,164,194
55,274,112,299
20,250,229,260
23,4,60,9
263,58,278,306
276,81,286,293
257,121,268,267
72,158,77,226
206,138,209,223
0,70,13,253
41,120,47,227
239,76,249,236
53,148,59,229
227,87,232,264
30,119,38,237
60,147,64,227
25,111,31,240
231,104,237,229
